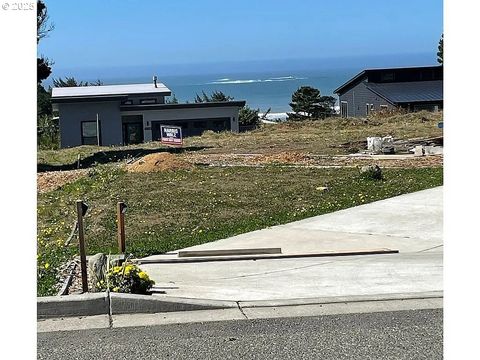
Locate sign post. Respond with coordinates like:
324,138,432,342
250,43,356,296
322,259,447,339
117,201,127,254
160,125,183,146
76,200,89,293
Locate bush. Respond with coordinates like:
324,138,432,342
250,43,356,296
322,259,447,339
239,105,260,127
99,262,155,294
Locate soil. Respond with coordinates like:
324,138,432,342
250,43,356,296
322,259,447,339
37,169,89,193
126,152,193,173
183,152,443,168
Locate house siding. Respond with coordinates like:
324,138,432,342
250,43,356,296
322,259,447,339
58,101,122,148
57,102,242,148
122,106,241,142
339,81,394,117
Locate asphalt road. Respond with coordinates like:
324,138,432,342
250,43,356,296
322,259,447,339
38,309,442,359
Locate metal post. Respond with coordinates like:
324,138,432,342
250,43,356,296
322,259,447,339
117,202,126,254
76,200,89,293
96,113,100,146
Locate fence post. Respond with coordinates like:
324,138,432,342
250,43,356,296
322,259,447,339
76,200,89,293
117,202,127,254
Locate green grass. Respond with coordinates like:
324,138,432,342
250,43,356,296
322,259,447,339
37,164,443,296
37,111,443,167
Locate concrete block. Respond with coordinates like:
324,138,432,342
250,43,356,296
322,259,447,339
414,145,425,157
37,293,109,319
424,146,443,155
109,293,237,315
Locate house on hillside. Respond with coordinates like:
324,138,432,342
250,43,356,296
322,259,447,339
334,65,443,118
52,78,245,148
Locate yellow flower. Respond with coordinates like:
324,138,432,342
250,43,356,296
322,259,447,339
138,271,149,281
44,263,50,270
112,287,120,292
124,264,135,275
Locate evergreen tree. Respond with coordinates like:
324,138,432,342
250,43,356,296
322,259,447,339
437,34,443,64
239,106,260,127
288,86,322,119
37,1,54,83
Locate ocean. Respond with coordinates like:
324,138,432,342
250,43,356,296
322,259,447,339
49,54,435,114
145,69,356,113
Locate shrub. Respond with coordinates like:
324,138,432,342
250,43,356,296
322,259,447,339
100,262,155,294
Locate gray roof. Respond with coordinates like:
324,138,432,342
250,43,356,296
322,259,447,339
120,101,246,111
51,83,171,98
366,80,443,104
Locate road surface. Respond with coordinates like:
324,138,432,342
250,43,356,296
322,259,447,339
38,309,442,359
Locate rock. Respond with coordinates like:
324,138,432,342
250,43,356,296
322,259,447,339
88,253,107,291
360,165,382,180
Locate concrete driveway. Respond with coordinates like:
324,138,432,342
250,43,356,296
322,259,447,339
140,187,443,301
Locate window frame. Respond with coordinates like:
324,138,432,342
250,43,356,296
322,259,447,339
81,120,100,145
340,101,348,118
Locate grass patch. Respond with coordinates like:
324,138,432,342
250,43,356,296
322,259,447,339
37,111,443,167
37,164,443,296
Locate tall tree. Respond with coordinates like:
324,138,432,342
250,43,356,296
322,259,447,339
437,34,443,64
37,0,54,43
288,86,322,118
37,1,54,83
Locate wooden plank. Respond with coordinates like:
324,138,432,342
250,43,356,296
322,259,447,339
178,248,282,258
139,248,399,264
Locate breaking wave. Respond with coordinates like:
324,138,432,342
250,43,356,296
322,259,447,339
209,75,307,85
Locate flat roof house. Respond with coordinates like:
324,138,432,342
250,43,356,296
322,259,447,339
52,78,245,148
334,65,443,118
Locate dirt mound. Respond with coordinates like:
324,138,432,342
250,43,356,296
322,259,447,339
37,169,89,194
127,152,193,173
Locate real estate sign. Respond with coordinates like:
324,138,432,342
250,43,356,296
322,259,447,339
160,125,183,146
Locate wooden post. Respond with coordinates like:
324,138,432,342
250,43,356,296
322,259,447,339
117,202,126,254
76,200,89,293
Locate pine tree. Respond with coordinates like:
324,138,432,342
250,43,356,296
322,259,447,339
437,34,443,64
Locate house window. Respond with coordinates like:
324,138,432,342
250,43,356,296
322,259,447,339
340,101,348,118
140,98,157,104
81,121,99,145
366,103,374,115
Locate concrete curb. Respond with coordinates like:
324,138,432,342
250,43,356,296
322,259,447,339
238,291,443,308
37,293,237,319
110,293,237,315
37,291,442,320
37,293,109,319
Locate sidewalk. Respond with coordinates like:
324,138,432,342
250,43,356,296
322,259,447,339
140,187,443,301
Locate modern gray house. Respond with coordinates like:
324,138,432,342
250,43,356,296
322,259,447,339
334,65,443,117
51,79,245,148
